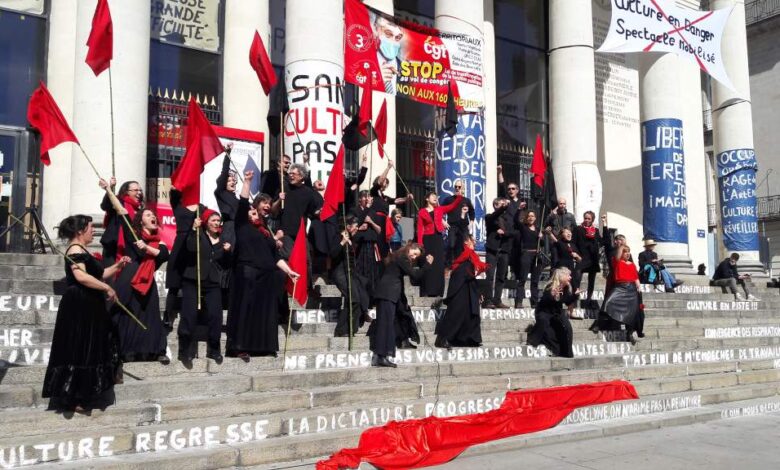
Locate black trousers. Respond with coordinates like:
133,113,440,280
368,300,396,357
581,270,597,300
515,251,541,304
180,280,222,356
486,250,509,303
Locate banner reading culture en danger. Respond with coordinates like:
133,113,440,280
344,0,484,112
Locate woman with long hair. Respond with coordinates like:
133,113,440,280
526,267,579,358
573,210,602,307
226,171,299,360
551,227,583,318
512,210,543,308
369,242,432,367
598,245,644,343
416,191,462,297
181,209,232,364
112,209,169,363
436,236,488,349
370,160,413,257
43,215,128,411
98,178,144,267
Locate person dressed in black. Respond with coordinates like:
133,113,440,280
526,267,578,358
112,208,169,363
441,180,474,265
259,154,291,201
180,209,232,364
512,210,543,308
551,227,583,317
227,171,300,360
43,215,127,411
272,163,321,264
369,243,432,367
163,188,200,331
544,197,577,237
485,198,515,308
98,177,144,267
436,236,487,349
497,165,528,222
214,144,239,246
416,192,463,297
329,216,370,337
573,211,602,307
352,190,383,298
712,253,756,300
370,159,413,258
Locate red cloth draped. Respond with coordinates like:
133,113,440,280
286,218,308,306
321,145,345,221
582,224,597,239
251,217,272,239
450,246,487,275
115,196,141,262
317,380,638,470
375,99,387,158
612,258,639,283
130,230,160,296
374,211,396,244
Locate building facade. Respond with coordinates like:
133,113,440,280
0,0,764,274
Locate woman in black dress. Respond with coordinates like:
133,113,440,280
416,192,462,297
436,236,487,349
329,216,370,337
370,159,413,257
369,243,432,367
98,177,144,267
526,267,579,358
573,211,602,307
512,210,543,308
227,170,299,360
551,227,582,317
181,209,232,364
112,209,169,363
43,215,128,411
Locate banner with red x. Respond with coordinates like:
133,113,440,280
597,0,735,91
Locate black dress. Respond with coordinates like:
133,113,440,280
112,229,169,362
421,209,446,297
352,205,381,297
526,287,578,358
370,185,395,258
226,197,286,356
329,232,370,337
214,154,239,246
42,248,121,410
436,259,482,346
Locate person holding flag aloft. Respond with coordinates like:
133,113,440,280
370,159,414,258
98,178,144,268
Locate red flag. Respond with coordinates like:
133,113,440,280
27,82,80,166
286,218,309,306
171,98,224,206
249,30,278,95
375,99,387,158
85,0,113,76
530,134,546,189
320,144,345,221
358,86,372,136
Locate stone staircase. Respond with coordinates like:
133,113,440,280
1,253,780,469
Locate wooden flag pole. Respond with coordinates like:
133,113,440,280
108,67,116,177
196,205,202,310
282,277,298,371
342,204,355,351
280,113,285,209
373,139,420,213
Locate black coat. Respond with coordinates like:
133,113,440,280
551,240,580,271
485,207,515,253
573,225,601,273
183,229,231,283
373,257,428,303
165,189,202,290
214,154,239,246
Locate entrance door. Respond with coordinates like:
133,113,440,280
0,127,40,252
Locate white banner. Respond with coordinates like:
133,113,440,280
200,137,264,212
573,162,603,222
597,0,734,90
0,0,43,15
151,0,221,52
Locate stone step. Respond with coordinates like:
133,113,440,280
0,253,63,267
0,265,66,281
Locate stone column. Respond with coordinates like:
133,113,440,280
69,0,150,216
482,0,499,207
435,0,488,250
711,0,763,274
42,0,78,234
284,0,345,184
639,53,693,272
222,0,271,139
549,0,600,219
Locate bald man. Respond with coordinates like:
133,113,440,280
544,197,577,237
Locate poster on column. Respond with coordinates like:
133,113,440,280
717,149,759,252
435,114,486,251
596,0,735,90
641,118,688,243
573,163,603,222
151,0,221,52
0,0,43,14
343,0,484,112
285,62,345,184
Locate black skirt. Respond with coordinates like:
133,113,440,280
113,263,167,362
421,233,445,296
527,309,573,358
602,283,639,326
368,299,397,357
437,263,481,346
226,264,286,356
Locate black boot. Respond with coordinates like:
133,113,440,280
435,337,452,350
399,339,417,349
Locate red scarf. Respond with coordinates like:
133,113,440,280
130,229,161,296
582,224,597,239
116,195,142,262
451,246,488,275
252,217,271,238
375,211,396,243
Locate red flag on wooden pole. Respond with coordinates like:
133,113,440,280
85,0,113,76
26,82,80,165
171,98,224,206
320,144,345,221
249,30,278,95
286,218,309,306
530,133,546,189
374,99,387,158
358,87,372,136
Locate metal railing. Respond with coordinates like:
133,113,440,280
758,195,780,220
746,0,780,25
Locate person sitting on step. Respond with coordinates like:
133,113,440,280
638,239,684,293
712,253,758,301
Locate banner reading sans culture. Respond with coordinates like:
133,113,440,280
641,118,688,243
151,0,221,52
717,149,759,252
344,0,483,111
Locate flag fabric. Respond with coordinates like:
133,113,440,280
543,157,558,214
374,98,387,158
286,218,309,306
530,134,546,201
243,157,262,196
358,86,372,136
249,30,278,95
320,144,345,221
27,82,80,166
342,116,376,150
443,81,458,137
85,0,113,76
267,80,289,137
171,98,224,206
